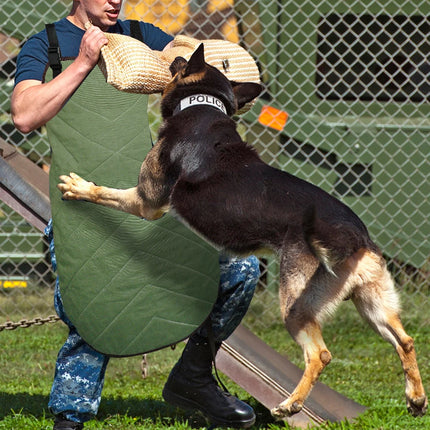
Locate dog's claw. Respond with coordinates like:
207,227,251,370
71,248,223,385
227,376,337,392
57,172,93,201
270,407,284,420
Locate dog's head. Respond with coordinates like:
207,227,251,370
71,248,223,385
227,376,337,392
161,44,263,118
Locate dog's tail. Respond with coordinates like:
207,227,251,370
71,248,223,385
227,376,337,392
302,205,337,276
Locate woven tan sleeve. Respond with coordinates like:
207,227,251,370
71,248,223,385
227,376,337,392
98,33,171,93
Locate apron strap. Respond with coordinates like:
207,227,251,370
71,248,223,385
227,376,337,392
129,20,144,42
45,23,62,78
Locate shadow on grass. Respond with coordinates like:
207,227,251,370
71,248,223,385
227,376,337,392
0,392,173,420
0,392,198,427
0,392,50,419
0,392,273,428
99,395,274,429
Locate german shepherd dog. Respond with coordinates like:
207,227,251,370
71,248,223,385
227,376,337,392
58,44,427,419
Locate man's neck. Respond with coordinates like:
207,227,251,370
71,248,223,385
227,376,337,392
66,13,88,31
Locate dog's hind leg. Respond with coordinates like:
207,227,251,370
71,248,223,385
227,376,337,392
271,313,332,419
272,235,333,419
349,249,427,417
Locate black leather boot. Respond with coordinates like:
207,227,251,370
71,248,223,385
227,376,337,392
53,415,84,430
162,334,255,428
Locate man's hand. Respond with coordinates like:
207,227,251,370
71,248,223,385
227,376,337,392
76,25,109,71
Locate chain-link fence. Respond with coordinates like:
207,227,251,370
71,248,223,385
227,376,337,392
0,0,428,330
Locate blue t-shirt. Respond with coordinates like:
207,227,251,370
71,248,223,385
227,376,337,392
15,18,173,85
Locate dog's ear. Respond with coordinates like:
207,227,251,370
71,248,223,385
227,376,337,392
169,56,188,76
183,43,206,77
231,82,263,110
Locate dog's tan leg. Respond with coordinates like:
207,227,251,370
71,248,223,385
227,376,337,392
388,316,428,416
272,236,333,418
271,317,332,419
350,250,428,417
58,172,168,220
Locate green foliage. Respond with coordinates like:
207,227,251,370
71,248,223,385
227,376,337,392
0,303,429,429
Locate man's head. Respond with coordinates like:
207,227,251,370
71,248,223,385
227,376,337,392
70,0,123,31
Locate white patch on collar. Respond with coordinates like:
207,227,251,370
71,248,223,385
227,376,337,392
178,94,227,114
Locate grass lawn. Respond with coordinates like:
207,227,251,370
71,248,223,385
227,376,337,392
0,298,429,429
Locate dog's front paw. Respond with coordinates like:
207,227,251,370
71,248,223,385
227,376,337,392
271,399,303,419
57,172,94,201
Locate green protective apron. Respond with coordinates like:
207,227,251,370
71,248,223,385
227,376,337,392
45,62,219,356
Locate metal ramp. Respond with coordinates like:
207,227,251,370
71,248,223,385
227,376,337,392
0,140,366,426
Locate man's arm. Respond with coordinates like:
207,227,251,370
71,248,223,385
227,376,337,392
12,26,108,133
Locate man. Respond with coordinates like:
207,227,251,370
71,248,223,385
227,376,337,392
11,1,260,429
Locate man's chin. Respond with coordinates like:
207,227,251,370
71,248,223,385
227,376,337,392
94,18,117,31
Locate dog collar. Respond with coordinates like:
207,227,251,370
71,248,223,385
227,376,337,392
174,94,227,115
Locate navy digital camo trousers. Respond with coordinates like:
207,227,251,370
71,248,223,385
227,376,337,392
45,220,260,423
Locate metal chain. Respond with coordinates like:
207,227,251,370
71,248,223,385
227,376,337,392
139,343,179,379
140,354,148,379
0,314,60,332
